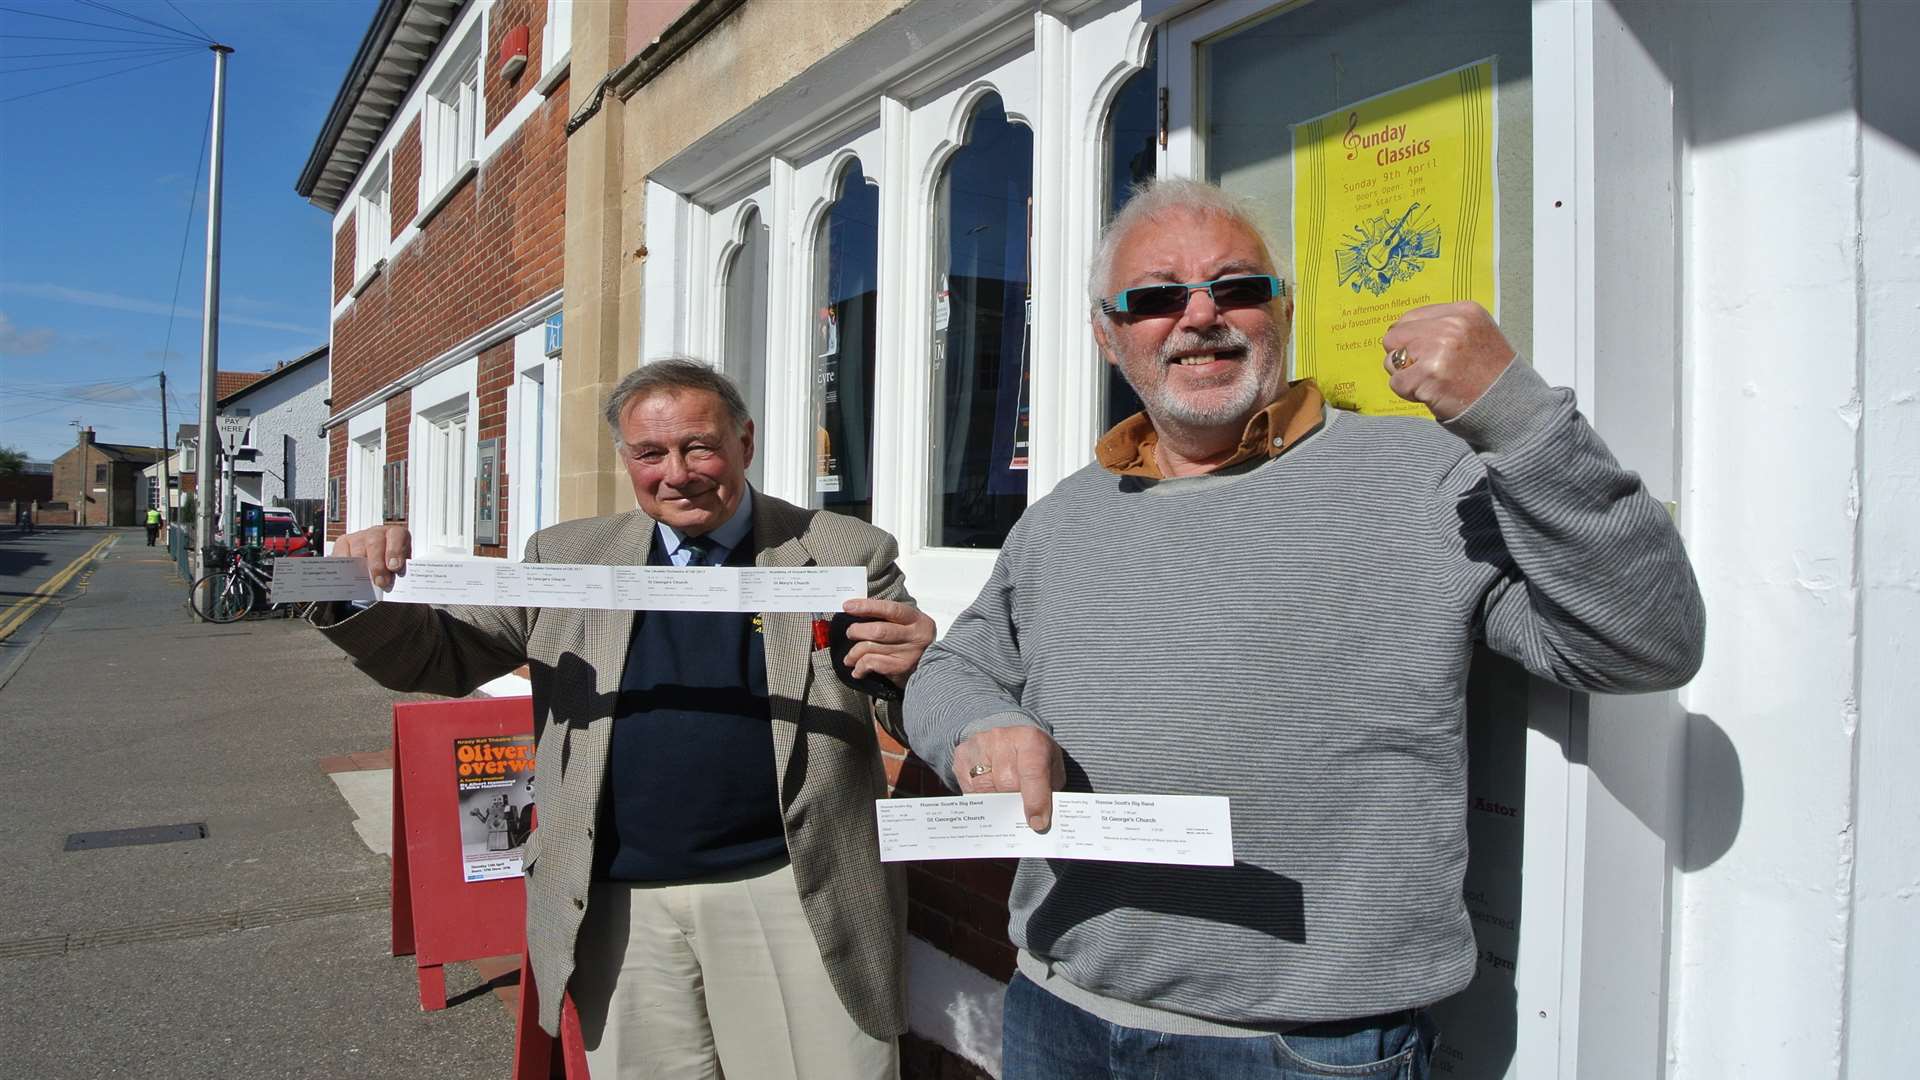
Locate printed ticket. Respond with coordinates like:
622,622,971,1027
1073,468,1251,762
876,793,1234,867
267,556,863,613
268,557,377,604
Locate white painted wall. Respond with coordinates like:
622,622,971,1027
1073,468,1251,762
1847,4,1920,1076
1670,1,1918,1076
221,358,330,507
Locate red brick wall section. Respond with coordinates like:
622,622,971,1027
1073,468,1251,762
327,427,347,544
385,392,411,524
881,729,1019,986
391,117,422,238
328,88,565,413
475,340,514,558
333,214,355,303
486,0,540,132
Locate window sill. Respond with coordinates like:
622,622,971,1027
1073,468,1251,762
416,160,478,230
536,54,570,98
349,258,385,298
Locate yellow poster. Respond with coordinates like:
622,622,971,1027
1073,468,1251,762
1292,60,1497,417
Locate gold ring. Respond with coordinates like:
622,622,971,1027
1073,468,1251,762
1387,347,1413,371
968,762,993,778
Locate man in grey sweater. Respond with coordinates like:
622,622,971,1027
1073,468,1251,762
903,179,1704,1079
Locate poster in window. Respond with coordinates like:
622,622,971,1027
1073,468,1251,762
474,437,500,546
1291,59,1497,417
453,733,535,882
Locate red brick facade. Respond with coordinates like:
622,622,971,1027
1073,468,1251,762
391,118,422,238
323,1,567,546
333,213,355,303
475,339,515,558
384,393,411,523
486,0,543,134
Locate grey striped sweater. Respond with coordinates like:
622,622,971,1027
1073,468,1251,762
904,360,1704,1028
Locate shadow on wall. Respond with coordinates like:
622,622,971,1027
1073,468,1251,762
1680,713,1743,873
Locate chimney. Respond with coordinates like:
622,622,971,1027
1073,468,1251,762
82,426,96,444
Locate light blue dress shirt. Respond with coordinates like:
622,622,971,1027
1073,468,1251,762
655,487,754,567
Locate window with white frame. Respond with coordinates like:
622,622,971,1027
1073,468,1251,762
811,160,879,522
541,1,573,78
421,406,471,553
421,30,482,208
354,158,391,282
1102,49,1157,429
929,93,1034,549
350,431,382,531
720,206,770,489
510,319,561,558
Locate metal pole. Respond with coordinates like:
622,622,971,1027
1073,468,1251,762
75,423,86,527
158,371,170,523
193,44,232,587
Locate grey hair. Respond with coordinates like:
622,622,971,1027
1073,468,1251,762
1087,178,1279,319
603,357,753,448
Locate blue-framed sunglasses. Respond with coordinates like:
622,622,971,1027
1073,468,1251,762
1098,273,1285,318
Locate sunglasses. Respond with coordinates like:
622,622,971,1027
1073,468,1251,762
1098,273,1285,318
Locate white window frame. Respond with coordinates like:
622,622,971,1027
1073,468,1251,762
420,28,483,221
409,358,478,556
540,0,573,87
346,408,385,535
509,322,562,559
353,156,391,287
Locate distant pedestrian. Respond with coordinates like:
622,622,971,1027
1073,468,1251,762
144,507,164,546
16,505,33,534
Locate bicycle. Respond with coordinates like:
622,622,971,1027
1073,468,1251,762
189,546,277,623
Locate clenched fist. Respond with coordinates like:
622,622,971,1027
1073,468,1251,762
1381,301,1517,422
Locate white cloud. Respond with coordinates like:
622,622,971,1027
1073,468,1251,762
0,283,322,336
0,312,56,356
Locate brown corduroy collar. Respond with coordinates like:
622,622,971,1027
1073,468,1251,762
1093,380,1326,479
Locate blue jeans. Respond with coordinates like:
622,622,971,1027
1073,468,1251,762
1001,973,1439,1080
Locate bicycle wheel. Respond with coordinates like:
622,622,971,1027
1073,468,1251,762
190,571,255,623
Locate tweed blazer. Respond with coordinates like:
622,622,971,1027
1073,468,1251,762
316,493,912,1038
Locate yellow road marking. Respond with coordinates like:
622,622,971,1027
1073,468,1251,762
0,533,119,642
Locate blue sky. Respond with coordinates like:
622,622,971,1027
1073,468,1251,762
1,0,377,461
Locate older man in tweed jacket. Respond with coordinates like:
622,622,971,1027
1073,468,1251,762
319,359,932,1079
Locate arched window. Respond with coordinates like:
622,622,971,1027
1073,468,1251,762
720,205,769,487
811,160,879,521
930,94,1032,549
1101,48,1157,430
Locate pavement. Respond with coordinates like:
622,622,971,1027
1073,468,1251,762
0,527,520,1078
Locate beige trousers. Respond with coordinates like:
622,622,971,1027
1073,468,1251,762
571,859,898,1080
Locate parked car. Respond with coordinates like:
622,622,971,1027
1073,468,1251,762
259,517,313,556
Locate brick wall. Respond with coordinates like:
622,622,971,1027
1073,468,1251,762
475,340,515,558
333,212,355,303
327,32,566,541
486,0,545,134
329,98,564,411
385,393,411,523
326,428,347,543
391,118,422,238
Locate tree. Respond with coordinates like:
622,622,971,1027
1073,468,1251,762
0,445,25,476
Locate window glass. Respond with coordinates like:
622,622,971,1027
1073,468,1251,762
355,160,390,279
1203,1,1533,379
810,161,879,521
930,95,1032,549
721,206,770,488
422,32,481,202
1102,47,1157,430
